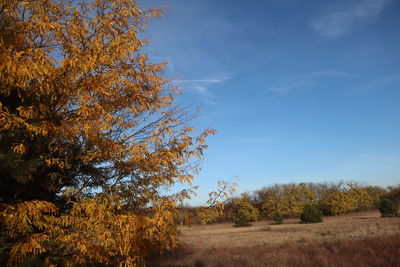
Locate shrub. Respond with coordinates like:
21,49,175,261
271,211,284,225
261,183,315,218
300,204,323,224
230,196,259,227
379,199,398,217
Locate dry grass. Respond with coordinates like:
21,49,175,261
151,211,400,266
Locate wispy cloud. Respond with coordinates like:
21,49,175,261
351,73,400,92
312,0,392,38
192,84,212,97
267,69,354,94
305,70,355,78
267,80,316,95
205,99,218,106
171,76,228,105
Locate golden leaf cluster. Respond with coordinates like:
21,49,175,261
1,196,178,266
1,0,215,265
262,183,316,217
260,182,375,217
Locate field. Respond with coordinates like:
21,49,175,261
154,211,400,266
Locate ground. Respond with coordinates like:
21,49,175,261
153,211,400,266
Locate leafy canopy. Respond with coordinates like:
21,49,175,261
300,204,323,224
379,199,398,217
229,195,259,227
0,0,215,265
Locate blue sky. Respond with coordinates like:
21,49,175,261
141,0,400,204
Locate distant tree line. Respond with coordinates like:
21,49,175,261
177,182,400,226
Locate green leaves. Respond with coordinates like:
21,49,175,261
230,195,259,227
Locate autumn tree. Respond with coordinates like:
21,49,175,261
196,180,238,224
256,182,377,218
261,183,315,218
0,0,215,265
316,183,374,215
229,194,259,227
385,185,400,206
363,185,387,208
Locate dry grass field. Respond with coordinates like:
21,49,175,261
152,211,400,266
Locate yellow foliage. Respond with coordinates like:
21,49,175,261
262,183,315,217
196,206,221,224
1,201,56,265
11,143,28,155
183,213,193,227
1,196,179,266
1,0,213,193
1,201,57,239
229,195,259,226
319,183,374,215
0,0,215,265
259,182,377,217
196,180,238,224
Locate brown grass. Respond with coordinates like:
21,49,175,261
151,211,400,266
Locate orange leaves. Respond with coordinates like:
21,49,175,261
1,0,215,265
0,196,179,266
11,143,28,155
50,195,178,266
1,201,58,239
2,0,193,177
1,201,54,265
7,233,49,266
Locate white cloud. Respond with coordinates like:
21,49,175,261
205,99,218,106
351,74,400,92
312,0,392,38
171,76,229,105
306,70,355,78
192,84,212,97
267,69,354,94
267,80,316,94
